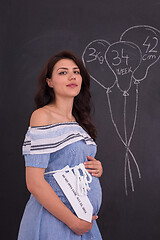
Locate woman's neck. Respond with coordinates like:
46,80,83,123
49,97,74,121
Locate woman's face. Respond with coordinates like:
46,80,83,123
47,59,82,100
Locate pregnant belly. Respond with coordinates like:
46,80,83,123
45,175,102,215
87,177,102,215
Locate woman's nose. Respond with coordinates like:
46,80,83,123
69,73,76,80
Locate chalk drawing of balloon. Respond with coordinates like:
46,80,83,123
82,39,116,90
120,25,160,82
105,41,142,96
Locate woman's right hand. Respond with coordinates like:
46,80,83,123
69,215,98,235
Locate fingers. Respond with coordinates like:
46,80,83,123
87,156,97,161
84,157,101,169
92,215,98,221
84,162,99,169
84,156,103,177
88,169,101,177
87,169,100,176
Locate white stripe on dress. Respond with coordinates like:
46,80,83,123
22,122,96,155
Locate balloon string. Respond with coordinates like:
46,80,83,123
124,94,130,195
106,85,141,195
124,94,128,143
127,84,141,178
124,151,135,195
124,93,135,195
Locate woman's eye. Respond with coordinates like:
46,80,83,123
59,71,67,75
74,71,80,74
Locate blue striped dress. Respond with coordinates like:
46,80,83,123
18,122,102,240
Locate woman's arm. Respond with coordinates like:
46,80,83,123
84,156,103,177
26,166,97,235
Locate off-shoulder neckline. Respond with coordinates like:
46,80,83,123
29,121,78,129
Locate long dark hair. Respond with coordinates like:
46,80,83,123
35,50,97,140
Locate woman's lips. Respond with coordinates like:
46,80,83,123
67,84,78,88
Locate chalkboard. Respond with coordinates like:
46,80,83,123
1,0,160,239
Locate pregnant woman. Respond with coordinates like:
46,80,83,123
18,50,103,240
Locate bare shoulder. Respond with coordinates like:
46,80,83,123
30,107,51,127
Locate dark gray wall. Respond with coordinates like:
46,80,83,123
1,0,160,239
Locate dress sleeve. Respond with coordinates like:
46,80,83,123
24,153,50,168
22,127,51,168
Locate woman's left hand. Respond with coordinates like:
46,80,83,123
84,156,103,177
